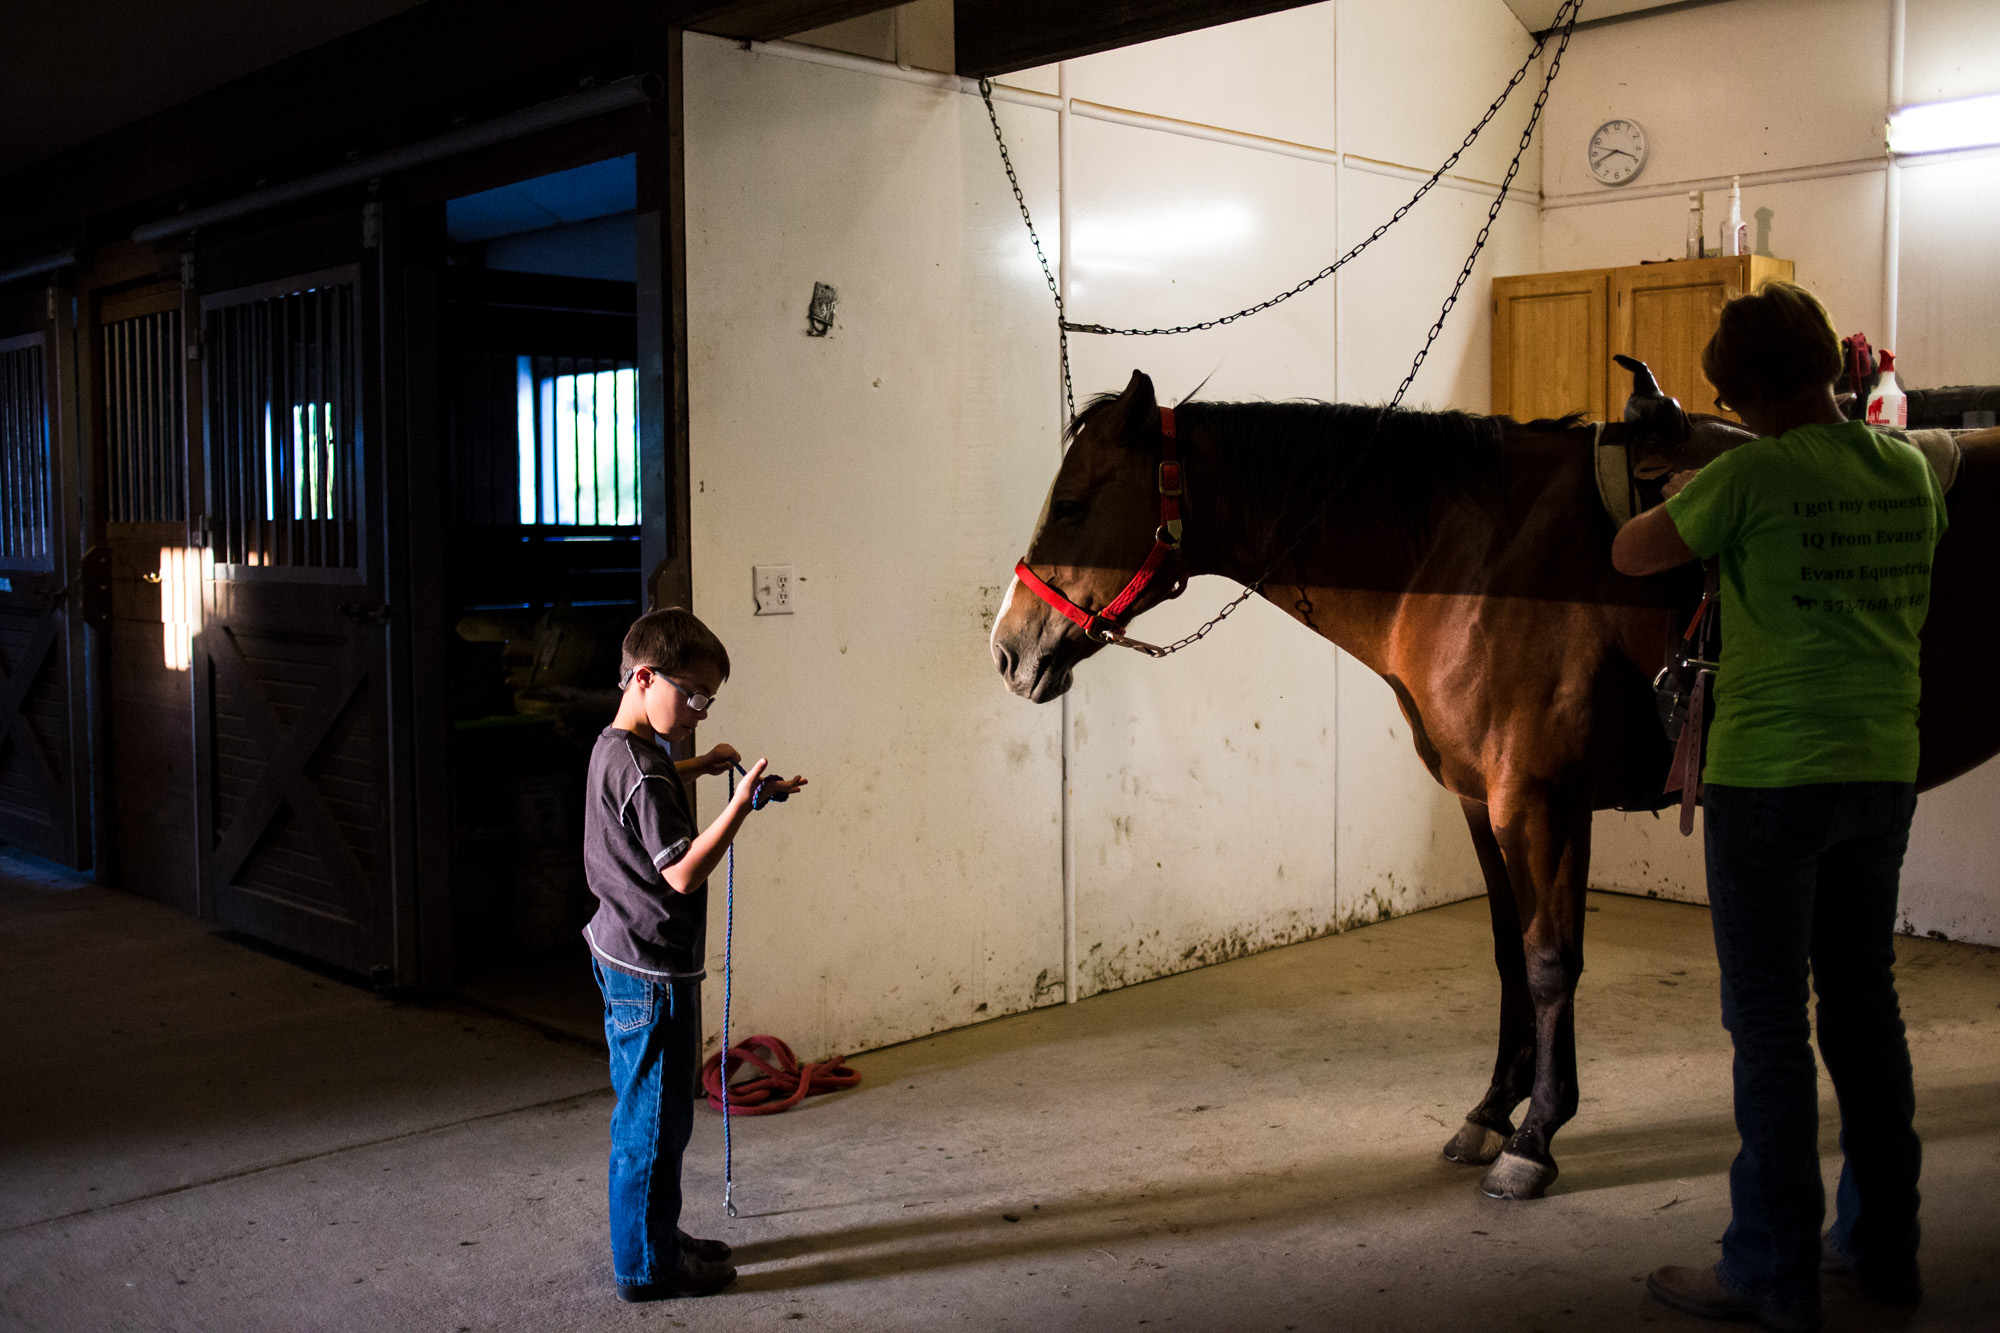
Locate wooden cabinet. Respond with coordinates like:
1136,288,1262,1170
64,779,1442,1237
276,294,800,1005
1493,254,1794,425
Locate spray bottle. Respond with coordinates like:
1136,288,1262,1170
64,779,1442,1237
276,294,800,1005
1865,350,1907,428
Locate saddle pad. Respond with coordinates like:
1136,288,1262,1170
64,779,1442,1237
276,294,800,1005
1879,426,1963,494
1595,424,1964,530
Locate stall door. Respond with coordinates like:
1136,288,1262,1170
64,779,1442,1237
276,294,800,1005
0,324,89,866
194,263,405,980
98,286,199,907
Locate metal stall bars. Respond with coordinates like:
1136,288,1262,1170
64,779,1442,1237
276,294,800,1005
102,306,186,525
0,330,74,862
194,266,399,978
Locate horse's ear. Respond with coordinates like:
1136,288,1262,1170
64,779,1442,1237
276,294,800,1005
1100,370,1159,447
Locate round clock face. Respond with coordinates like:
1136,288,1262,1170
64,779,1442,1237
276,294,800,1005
1587,119,1648,185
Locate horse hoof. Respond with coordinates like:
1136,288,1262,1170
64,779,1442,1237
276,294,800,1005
1442,1120,1509,1166
1479,1151,1557,1200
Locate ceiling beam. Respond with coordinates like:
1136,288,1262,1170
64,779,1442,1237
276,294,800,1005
0,0,907,255
681,0,905,43
955,0,1322,78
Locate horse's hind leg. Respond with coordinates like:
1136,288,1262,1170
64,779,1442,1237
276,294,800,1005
1443,797,1536,1167
1477,789,1591,1201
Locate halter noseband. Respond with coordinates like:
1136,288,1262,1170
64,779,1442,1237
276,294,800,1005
1013,405,1187,656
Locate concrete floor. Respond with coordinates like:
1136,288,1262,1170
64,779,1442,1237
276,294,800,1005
3,855,1998,1332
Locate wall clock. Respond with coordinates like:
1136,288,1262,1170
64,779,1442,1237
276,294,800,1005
1587,119,1648,186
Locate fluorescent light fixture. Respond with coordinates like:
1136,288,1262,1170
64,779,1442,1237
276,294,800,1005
1888,92,2000,156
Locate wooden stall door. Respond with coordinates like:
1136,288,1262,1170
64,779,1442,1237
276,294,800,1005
1492,269,1607,421
96,283,198,906
0,310,91,868
194,243,409,983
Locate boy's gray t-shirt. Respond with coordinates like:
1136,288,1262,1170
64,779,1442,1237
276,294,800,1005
582,727,707,982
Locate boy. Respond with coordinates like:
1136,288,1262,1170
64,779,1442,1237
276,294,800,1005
582,607,807,1302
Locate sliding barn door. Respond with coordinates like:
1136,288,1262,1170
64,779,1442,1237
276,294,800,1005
194,246,409,982
0,302,90,867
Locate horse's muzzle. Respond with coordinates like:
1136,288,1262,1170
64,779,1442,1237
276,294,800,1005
992,636,1074,703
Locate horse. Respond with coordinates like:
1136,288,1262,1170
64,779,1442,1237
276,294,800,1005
989,365,2000,1200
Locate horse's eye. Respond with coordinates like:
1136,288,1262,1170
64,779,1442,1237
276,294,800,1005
1051,499,1086,522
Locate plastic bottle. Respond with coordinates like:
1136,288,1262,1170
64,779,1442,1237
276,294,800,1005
1865,350,1907,428
1686,191,1704,259
1724,177,1744,257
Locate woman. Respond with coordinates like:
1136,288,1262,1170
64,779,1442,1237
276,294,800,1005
1612,281,1944,1333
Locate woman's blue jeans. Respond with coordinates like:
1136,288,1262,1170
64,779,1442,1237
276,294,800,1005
1703,781,1922,1308
593,959,698,1288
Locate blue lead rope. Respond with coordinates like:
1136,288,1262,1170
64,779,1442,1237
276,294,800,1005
722,769,738,1217
721,763,779,1219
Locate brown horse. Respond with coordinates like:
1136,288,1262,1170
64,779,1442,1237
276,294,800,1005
990,367,2000,1199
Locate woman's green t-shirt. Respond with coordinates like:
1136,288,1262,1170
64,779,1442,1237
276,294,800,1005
1663,421,1946,787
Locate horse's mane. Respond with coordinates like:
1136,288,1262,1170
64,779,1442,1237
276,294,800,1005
1069,393,1583,534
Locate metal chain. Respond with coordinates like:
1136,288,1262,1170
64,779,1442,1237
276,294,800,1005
981,1,1582,348
1388,1,1579,407
977,79,1075,420
983,1,1583,657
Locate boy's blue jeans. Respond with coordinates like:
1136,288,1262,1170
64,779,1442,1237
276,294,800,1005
1703,781,1922,1309
593,959,698,1288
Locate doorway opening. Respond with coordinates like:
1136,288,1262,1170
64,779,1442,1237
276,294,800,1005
441,153,639,1034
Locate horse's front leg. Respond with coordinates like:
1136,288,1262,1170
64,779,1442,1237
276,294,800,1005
1443,797,1536,1167
1477,786,1592,1201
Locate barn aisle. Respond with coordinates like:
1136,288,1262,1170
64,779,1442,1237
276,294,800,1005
3,855,1996,1331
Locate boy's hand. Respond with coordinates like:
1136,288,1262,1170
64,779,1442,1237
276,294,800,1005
729,759,770,812
690,743,741,777
756,773,809,803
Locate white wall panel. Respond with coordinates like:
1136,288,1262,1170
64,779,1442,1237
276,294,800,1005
1896,152,2000,387
1061,115,1345,997
1539,0,1886,199
1903,759,2000,943
1337,165,1541,407
683,37,1066,1056
1056,4,1340,149
1339,0,1544,192
1906,0,2000,103
1590,807,1708,906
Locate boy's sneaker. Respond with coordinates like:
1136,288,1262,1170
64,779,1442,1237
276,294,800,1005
679,1229,733,1263
615,1253,737,1302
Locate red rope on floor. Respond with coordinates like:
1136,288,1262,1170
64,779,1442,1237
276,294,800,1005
700,1034,860,1116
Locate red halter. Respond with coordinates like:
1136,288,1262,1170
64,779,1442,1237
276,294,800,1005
1014,405,1186,649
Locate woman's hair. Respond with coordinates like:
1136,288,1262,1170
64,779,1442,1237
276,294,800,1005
1701,279,1843,406
620,607,730,685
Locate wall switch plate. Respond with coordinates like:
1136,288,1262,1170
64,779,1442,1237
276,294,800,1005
753,565,794,615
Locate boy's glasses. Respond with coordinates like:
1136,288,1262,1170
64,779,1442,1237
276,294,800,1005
620,665,717,712
665,675,717,712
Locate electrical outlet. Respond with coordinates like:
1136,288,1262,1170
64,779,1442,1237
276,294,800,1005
753,565,794,615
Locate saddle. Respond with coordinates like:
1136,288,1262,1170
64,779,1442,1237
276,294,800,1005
1594,353,1964,529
